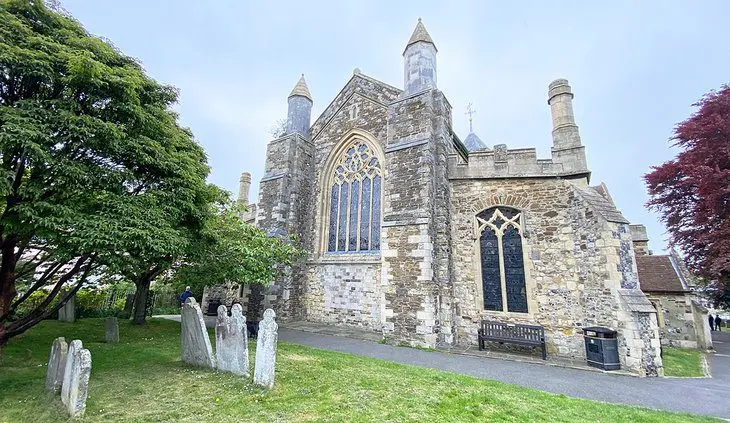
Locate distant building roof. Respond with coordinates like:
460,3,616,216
637,255,689,293
463,132,488,152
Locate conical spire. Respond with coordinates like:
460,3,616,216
404,18,437,53
289,74,312,101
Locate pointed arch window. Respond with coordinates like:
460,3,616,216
327,141,381,252
477,207,528,313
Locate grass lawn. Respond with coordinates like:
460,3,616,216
662,347,705,377
0,319,719,422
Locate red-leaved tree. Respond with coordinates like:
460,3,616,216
645,85,730,307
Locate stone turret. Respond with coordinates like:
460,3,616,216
548,79,581,149
286,74,313,136
547,79,588,178
238,172,251,204
403,19,437,95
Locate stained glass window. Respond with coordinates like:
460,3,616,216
327,140,382,252
476,207,528,313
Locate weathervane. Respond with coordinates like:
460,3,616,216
465,102,476,133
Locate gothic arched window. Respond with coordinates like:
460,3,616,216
327,141,381,252
477,207,528,313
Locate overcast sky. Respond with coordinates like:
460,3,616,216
61,1,730,253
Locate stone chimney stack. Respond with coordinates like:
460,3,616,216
286,74,313,137
238,172,252,204
630,224,650,255
547,79,582,150
403,18,437,95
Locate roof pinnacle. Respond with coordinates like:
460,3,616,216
289,74,312,101
404,18,437,53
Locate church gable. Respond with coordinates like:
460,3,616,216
310,72,401,141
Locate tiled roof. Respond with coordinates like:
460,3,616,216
636,255,689,293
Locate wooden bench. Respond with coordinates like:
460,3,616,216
478,320,547,360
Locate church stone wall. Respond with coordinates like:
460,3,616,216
648,293,700,348
449,178,622,360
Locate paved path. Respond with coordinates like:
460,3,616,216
155,315,730,419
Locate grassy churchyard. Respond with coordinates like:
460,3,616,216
0,318,719,423
662,347,705,378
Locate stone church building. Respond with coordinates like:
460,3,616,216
203,20,664,376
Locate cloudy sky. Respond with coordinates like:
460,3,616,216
61,1,729,253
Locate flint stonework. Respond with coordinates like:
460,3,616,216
61,339,83,406
215,304,249,376
65,348,92,417
105,317,119,343
253,308,278,389
181,297,215,368
45,337,68,392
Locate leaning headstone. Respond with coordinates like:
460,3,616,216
215,304,249,376
45,337,68,392
61,340,83,406
105,317,119,343
231,304,250,376
58,294,75,323
181,297,215,368
65,348,92,417
253,308,278,389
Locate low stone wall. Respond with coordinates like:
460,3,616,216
647,293,700,349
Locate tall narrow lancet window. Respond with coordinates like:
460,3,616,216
476,207,528,313
327,141,382,252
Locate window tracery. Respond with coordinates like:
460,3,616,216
327,141,381,252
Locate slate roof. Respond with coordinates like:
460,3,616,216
405,18,437,52
463,132,488,152
289,74,312,101
636,255,689,293
576,186,630,224
617,289,657,313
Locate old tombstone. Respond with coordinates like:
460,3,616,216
58,294,75,323
61,340,83,406
215,304,249,376
45,337,68,392
253,308,278,389
105,317,119,343
181,297,215,368
65,348,92,417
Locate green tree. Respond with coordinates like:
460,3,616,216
167,201,303,302
0,0,213,348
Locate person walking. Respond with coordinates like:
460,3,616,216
716,315,723,332
709,314,715,331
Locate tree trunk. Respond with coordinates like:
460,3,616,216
132,277,151,325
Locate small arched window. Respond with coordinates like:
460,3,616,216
477,207,528,313
327,141,381,252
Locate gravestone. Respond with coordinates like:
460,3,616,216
65,348,92,417
215,304,249,376
58,294,75,323
253,308,278,389
45,337,68,392
61,340,83,406
181,297,215,368
105,317,119,343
